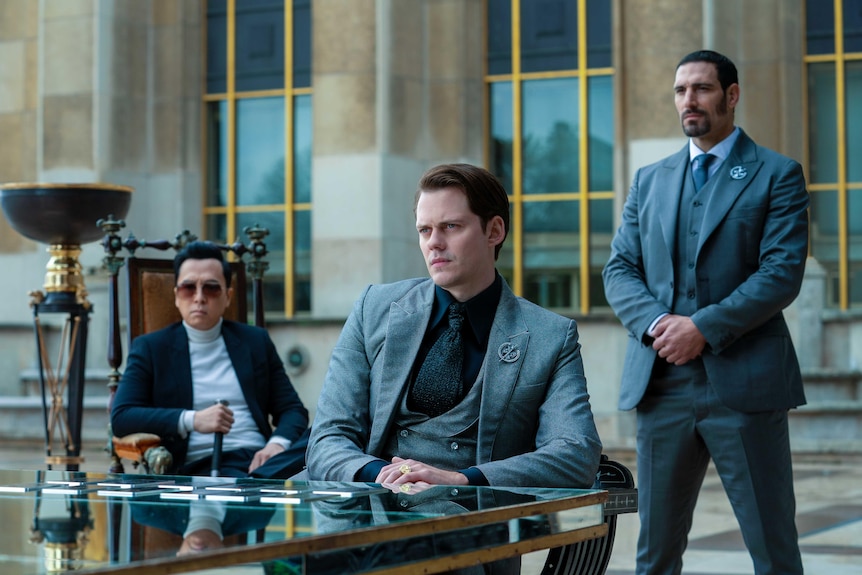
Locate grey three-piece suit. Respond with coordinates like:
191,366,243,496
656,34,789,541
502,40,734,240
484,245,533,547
603,129,809,574
306,277,602,489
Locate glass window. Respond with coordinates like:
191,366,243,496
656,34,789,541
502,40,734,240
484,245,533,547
490,82,514,194
294,95,312,203
293,0,312,88
487,0,613,313
206,0,228,93
588,76,613,191
520,0,578,73
846,61,862,182
806,0,835,54
586,0,611,68
487,0,512,75
236,0,285,92
808,63,838,184
205,1,312,317
523,78,579,195
237,98,286,206
523,201,580,311
805,0,862,309
844,0,862,53
206,102,229,207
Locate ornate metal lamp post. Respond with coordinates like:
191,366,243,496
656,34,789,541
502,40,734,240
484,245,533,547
0,183,132,470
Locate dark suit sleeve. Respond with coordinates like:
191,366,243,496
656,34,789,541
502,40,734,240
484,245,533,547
602,167,671,343
306,285,388,481
110,334,187,438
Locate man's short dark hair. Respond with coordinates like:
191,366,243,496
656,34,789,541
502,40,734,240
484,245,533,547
677,50,739,91
414,163,510,259
173,241,232,288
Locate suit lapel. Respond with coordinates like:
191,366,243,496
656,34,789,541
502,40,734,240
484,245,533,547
698,130,762,256
477,285,528,453
222,323,255,398
368,282,434,449
168,324,194,407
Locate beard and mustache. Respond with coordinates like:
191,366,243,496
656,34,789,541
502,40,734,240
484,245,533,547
681,92,729,138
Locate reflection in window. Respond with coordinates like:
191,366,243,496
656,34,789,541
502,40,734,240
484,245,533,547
523,79,579,195
846,62,862,182
237,98,285,206
294,95,312,203
523,201,579,310
490,83,514,194
588,76,614,191
808,64,837,184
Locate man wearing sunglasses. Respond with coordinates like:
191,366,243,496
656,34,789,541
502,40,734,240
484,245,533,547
111,241,309,481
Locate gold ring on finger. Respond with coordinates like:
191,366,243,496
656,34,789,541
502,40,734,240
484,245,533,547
399,463,411,474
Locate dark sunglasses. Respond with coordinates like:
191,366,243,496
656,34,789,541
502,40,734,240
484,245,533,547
176,282,224,298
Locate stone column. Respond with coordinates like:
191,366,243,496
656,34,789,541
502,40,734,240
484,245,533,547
311,0,484,317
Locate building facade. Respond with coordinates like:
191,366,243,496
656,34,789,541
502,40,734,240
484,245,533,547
0,0,860,452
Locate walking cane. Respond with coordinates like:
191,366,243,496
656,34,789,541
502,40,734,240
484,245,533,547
211,399,229,477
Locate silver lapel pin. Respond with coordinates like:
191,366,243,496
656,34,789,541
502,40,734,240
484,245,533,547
729,166,747,180
498,342,520,363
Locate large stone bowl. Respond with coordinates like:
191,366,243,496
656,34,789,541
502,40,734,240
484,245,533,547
0,183,133,305
0,182,132,246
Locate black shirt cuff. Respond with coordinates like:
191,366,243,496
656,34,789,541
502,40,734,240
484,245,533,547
356,460,387,482
459,467,489,486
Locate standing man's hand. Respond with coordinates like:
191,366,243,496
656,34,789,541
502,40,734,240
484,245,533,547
376,456,469,486
193,403,234,434
249,443,286,473
652,314,706,365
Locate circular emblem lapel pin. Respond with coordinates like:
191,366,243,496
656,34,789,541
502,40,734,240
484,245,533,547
498,342,520,363
730,166,747,180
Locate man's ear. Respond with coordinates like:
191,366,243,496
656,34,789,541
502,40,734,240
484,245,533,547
727,83,740,109
487,215,506,247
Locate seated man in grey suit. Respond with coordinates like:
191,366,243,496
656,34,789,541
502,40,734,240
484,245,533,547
306,162,601,493
112,241,310,552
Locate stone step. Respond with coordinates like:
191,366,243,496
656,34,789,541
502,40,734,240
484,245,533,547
18,367,115,397
789,400,862,453
801,368,862,402
0,396,110,444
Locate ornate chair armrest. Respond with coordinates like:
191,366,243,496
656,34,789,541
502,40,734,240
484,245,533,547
112,433,173,474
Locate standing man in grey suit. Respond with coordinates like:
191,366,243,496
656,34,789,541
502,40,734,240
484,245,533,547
603,50,807,575
306,163,601,493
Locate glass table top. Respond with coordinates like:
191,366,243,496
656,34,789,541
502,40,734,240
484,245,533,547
0,468,607,574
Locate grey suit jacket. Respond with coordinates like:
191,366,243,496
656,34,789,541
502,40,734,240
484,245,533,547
602,129,809,413
306,277,602,488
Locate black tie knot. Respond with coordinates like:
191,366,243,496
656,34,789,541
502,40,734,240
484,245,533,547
447,302,465,332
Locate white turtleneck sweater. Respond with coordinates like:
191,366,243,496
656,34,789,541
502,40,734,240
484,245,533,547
179,319,288,463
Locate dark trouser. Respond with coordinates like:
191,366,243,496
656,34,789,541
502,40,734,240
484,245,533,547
178,428,310,479
635,360,803,575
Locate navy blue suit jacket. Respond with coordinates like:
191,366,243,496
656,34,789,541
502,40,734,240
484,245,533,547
111,320,308,471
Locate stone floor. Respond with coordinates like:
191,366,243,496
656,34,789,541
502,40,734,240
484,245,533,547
3,442,861,574
524,451,862,575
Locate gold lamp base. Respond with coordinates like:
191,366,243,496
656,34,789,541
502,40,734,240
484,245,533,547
43,243,90,306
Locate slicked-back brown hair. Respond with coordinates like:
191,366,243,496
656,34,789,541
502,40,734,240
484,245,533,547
414,163,510,259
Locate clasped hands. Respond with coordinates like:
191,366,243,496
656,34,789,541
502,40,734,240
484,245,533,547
651,314,706,365
192,402,284,473
376,456,468,493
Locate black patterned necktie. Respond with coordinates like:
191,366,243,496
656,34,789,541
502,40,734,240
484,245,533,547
693,153,715,192
410,302,466,417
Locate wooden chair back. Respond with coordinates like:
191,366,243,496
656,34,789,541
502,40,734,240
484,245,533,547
125,257,248,341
